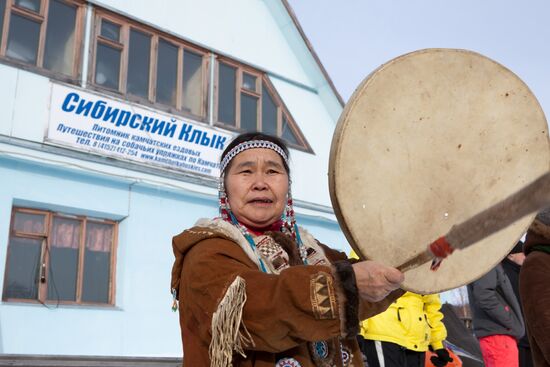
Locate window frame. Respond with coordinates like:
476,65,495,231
214,56,312,152
0,0,85,82
214,57,262,130
91,13,127,93
2,207,118,306
90,10,210,121
261,76,312,151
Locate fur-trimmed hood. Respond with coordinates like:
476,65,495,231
525,219,550,255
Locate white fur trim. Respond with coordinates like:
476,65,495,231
193,219,332,273
298,226,330,260
194,218,263,269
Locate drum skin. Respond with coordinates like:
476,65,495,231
329,49,550,293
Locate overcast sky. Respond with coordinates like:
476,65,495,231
287,0,549,120
286,1,547,301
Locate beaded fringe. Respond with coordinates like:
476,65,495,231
209,276,254,367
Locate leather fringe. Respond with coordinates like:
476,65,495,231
209,276,254,367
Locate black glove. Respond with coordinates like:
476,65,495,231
430,348,453,367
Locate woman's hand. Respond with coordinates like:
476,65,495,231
352,261,404,302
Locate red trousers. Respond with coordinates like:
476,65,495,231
479,335,518,367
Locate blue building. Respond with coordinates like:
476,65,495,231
0,0,347,364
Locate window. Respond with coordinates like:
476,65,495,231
127,28,150,99
91,13,208,119
3,207,118,306
94,18,122,91
240,72,260,132
216,59,310,150
156,38,178,106
262,82,278,136
0,1,5,44
182,49,205,116
218,62,237,126
0,0,83,79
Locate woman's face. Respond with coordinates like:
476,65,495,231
225,148,289,229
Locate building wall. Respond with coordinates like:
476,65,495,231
95,0,313,87
0,0,348,358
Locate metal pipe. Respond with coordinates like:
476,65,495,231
80,4,93,88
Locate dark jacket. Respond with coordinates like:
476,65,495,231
502,257,530,347
519,232,550,367
467,264,525,339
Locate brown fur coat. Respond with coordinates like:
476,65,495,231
170,218,401,366
520,230,550,367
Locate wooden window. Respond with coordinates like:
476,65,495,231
91,12,209,120
0,1,5,46
94,17,123,91
2,207,118,306
127,28,150,99
262,80,307,150
240,71,260,133
0,0,83,79
156,38,178,107
281,114,299,146
182,49,204,116
216,60,261,130
218,62,237,126
215,59,310,151
261,82,277,136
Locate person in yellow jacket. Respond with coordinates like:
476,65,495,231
351,251,453,367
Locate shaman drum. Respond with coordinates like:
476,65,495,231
329,49,550,293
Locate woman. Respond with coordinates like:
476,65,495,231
171,132,404,367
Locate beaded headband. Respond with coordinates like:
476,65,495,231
219,140,289,174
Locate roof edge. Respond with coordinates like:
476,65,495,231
280,0,345,107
